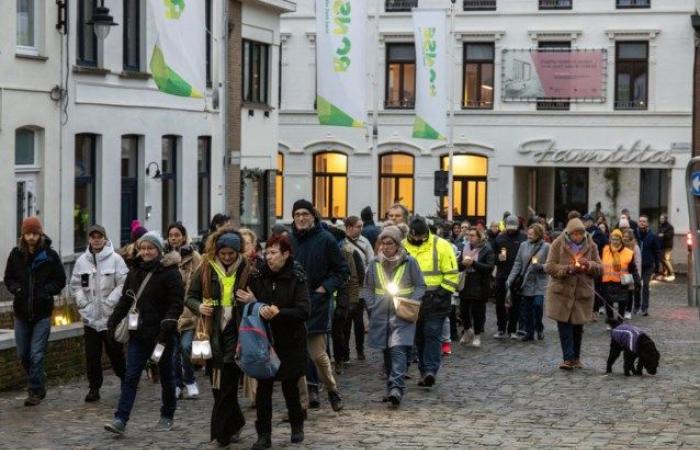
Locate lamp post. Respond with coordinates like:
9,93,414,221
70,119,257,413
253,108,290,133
87,0,118,41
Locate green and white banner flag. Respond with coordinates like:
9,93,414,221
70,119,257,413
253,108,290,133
149,0,205,99
315,0,367,127
412,9,447,140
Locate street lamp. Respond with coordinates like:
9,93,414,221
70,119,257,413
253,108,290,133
87,0,118,41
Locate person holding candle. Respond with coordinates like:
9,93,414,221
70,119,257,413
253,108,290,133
601,229,639,327
544,218,602,370
493,215,527,339
458,227,495,347
364,226,426,407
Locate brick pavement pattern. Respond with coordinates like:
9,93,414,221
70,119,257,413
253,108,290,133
1,280,699,449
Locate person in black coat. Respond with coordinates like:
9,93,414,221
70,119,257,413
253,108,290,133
105,231,184,435
458,228,495,347
248,234,310,449
493,215,527,338
360,206,380,249
3,217,66,406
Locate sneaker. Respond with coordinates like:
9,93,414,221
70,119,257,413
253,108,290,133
24,391,41,407
493,331,507,340
624,312,632,320
175,387,183,399
572,359,584,369
536,331,544,341
155,417,173,431
334,360,344,375
441,342,451,355
85,388,100,402
666,275,676,282
460,329,474,345
472,335,481,348
606,324,612,331
387,389,401,409
423,373,436,387
105,418,126,435
328,390,343,412
291,425,304,444
516,334,534,342
559,360,574,371
642,310,649,317
185,383,199,399
308,387,320,409
510,333,519,340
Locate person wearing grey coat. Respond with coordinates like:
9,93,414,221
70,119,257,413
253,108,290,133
362,226,426,407
506,224,550,341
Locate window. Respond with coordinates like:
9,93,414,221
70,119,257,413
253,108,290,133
640,169,668,230
539,0,572,9
617,0,650,8
554,168,588,230
386,44,416,109
385,0,418,12
537,41,571,111
197,137,211,235
615,42,648,110
77,0,97,66
379,153,414,217
313,152,348,219
205,0,212,87
123,0,141,71
440,155,488,221
463,43,494,109
243,40,270,104
162,136,178,232
15,127,41,238
276,152,284,218
121,136,139,245
75,134,97,251
463,0,496,10
16,0,37,53
15,128,36,166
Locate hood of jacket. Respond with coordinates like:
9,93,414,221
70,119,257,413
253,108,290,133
83,240,116,264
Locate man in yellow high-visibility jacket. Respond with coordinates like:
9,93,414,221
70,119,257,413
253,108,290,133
403,217,459,388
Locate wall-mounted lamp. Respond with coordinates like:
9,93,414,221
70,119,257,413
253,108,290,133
146,162,161,179
248,109,254,117
87,0,118,41
49,85,64,101
56,0,68,34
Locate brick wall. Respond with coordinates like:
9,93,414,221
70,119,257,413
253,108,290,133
227,0,243,226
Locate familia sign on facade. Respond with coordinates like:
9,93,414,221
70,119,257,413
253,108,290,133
517,139,676,165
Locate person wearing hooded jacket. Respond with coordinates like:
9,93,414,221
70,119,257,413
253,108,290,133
360,206,381,249
104,231,184,435
493,215,527,339
70,224,128,403
4,217,66,406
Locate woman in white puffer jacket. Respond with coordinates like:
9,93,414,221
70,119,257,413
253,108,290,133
70,225,129,402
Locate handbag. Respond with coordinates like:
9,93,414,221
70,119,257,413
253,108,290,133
191,315,213,364
621,273,634,287
393,296,421,323
511,243,542,296
114,273,152,344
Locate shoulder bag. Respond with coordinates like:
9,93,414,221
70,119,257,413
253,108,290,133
114,273,153,344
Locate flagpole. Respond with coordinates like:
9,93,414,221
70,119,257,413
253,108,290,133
447,0,456,223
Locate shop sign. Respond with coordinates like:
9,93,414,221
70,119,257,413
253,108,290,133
517,139,675,165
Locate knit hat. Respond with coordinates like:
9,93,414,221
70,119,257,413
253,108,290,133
360,206,373,222
505,215,519,231
408,217,429,236
565,218,586,234
138,231,165,254
87,224,107,239
378,225,402,246
216,232,241,252
271,223,291,236
131,226,148,243
610,229,623,240
292,199,314,216
21,217,43,235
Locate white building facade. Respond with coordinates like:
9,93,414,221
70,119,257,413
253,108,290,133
278,0,694,258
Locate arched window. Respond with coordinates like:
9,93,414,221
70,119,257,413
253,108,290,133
379,153,414,217
313,152,347,219
15,127,42,238
276,152,284,218
440,154,488,222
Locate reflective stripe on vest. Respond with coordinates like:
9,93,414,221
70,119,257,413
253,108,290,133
601,247,633,283
208,259,237,307
375,261,411,296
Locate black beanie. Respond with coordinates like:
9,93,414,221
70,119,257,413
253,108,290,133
360,206,373,221
409,217,429,236
292,199,314,216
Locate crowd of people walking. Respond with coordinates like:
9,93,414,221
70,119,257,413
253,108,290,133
3,201,673,448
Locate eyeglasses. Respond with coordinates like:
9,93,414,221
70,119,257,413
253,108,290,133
293,211,311,218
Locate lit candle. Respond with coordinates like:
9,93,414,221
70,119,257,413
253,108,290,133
532,257,538,264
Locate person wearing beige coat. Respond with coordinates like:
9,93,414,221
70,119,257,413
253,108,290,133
544,218,602,371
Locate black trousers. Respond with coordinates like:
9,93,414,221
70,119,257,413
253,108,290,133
84,326,125,390
256,377,304,434
210,363,245,446
332,312,349,362
459,296,487,335
507,294,522,334
343,300,365,356
494,279,508,332
449,304,459,340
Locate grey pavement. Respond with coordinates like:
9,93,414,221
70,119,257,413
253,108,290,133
1,279,699,449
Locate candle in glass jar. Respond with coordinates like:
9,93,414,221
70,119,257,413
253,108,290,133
532,256,538,264
500,248,507,257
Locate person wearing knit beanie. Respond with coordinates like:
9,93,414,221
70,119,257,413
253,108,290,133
138,231,165,254
21,217,43,236
131,226,148,243
292,199,315,217
378,225,403,247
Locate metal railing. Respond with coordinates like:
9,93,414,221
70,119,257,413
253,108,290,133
463,0,496,11
538,0,572,9
616,0,650,8
385,0,418,12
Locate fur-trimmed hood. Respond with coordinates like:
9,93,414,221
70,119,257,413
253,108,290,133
161,250,182,268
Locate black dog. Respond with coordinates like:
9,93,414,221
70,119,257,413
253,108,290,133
606,322,659,376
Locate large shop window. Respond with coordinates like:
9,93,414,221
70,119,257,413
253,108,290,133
386,44,416,109
615,42,648,110
276,152,284,219
75,134,97,252
463,43,494,109
16,127,41,239
243,40,270,104
121,136,139,246
123,0,141,71
554,168,588,230
77,0,98,66
537,41,571,111
313,152,348,219
161,135,178,233
379,153,414,218
440,154,488,222
640,169,669,230
16,0,37,54
198,136,212,235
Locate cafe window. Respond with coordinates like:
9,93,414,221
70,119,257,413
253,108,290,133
615,41,648,110
379,153,414,218
75,134,97,251
276,152,284,218
162,135,178,232
198,137,211,235
123,0,141,71
537,41,571,111
640,169,668,230
77,0,98,66
16,0,38,54
440,154,488,222
313,152,348,219
463,43,494,109
243,40,270,104
385,43,416,109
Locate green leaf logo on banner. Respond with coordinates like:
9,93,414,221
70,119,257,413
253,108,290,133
163,0,185,19
151,44,203,98
413,116,445,140
317,96,363,127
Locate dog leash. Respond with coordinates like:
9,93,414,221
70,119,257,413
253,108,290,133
593,288,627,322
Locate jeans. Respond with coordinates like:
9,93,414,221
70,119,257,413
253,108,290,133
14,317,51,392
520,295,544,339
344,300,365,356
84,326,125,390
441,317,451,343
415,316,444,377
173,330,196,388
115,335,177,423
383,346,410,396
255,377,304,434
556,321,583,362
641,267,654,312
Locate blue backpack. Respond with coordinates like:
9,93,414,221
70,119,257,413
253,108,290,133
236,302,280,380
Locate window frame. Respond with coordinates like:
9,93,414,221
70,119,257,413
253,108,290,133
197,136,212,235
385,0,418,12
312,151,348,219
205,0,213,87
639,168,668,230
538,0,572,9
463,0,497,11
242,39,270,105
16,0,39,55
74,133,98,252
161,135,178,233
462,42,495,110
122,0,141,71
15,127,38,168
439,154,488,222
77,0,98,66
616,0,650,9
120,135,140,246
378,152,415,218
614,41,649,110
385,43,416,110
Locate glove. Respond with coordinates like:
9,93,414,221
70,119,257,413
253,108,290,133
156,330,170,344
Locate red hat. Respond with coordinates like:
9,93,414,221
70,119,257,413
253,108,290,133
21,217,43,235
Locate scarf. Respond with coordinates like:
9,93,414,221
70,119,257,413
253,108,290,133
609,230,624,272
379,248,407,276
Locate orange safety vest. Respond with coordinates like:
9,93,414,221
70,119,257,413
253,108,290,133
602,246,634,283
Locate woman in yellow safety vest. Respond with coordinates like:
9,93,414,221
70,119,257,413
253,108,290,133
362,226,426,409
601,229,639,326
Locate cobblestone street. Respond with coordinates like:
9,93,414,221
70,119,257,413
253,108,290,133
1,279,699,449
